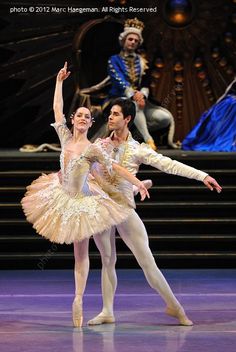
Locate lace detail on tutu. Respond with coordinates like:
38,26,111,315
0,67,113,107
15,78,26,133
36,190,102,226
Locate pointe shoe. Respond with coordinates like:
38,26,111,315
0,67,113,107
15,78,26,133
146,139,157,151
87,313,115,326
166,306,193,326
72,297,83,328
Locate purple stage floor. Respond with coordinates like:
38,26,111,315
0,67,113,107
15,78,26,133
0,269,236,352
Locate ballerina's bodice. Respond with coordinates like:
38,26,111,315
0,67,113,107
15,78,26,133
60,146,92,197
50,119,114,197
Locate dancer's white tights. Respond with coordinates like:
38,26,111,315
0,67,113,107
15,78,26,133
93,210,180,316
73,239,89,300
93,227,117,316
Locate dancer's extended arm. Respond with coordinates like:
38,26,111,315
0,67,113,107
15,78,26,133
53,62,71,123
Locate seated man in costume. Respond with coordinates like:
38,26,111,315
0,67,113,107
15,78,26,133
107,18,178,150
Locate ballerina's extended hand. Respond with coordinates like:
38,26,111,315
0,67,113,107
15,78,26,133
138,182,150,201
57,61,71,81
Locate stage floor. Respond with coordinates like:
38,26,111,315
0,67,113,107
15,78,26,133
0,269,236,352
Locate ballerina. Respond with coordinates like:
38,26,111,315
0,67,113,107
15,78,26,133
21,62,149,327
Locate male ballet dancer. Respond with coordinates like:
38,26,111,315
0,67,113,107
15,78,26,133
82,98,222,326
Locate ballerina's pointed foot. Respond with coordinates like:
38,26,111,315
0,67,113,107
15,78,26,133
166,306,193,326
72,297,83,328
87,313,115,326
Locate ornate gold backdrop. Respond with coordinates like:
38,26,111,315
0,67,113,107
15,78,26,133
140,0,236,139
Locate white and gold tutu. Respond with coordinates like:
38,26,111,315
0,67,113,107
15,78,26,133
21,121,131,244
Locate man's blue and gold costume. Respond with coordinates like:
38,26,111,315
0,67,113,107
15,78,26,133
108,51,148,98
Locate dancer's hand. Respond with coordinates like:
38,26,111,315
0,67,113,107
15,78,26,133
138,182,150,201
133,179,153,196
203,176,222,193
133,91,144,101
133,91,145,109
57,61,71,82
137,98,145,109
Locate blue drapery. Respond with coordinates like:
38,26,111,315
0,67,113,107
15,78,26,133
182,95,236,152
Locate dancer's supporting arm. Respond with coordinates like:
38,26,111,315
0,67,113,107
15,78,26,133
112,162,150,201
